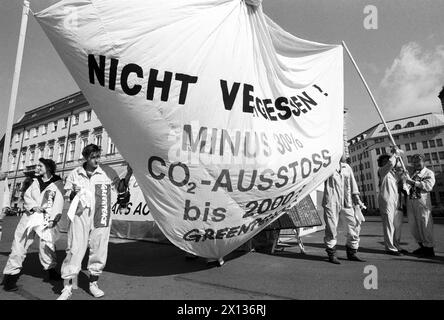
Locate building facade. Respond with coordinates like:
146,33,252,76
4,92,126,208
348,113,444,211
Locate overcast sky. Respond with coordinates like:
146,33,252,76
1,0,443,139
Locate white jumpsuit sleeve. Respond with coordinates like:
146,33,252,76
64,170,76,192
2,180,11,209
101,165,121,191
350,170,360,195
418,170,435,192
379,155,397,180
344,164,359,195
23,180,41,212
46,181,65,220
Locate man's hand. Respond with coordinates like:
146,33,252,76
119,206,130,215
406,177,417,186
391,147,403,156
31,207,45,213
72,184,81,193
47,214,62,228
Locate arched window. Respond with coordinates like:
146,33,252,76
405,122,414,128
418,119,429,126
380,127,387,132
393,124,401,130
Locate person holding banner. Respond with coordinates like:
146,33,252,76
377,148,409,256
2,159,64,292
58,144,132,300
403,154,436,258
322,155,365,264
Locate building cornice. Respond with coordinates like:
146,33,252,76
12,91,88,130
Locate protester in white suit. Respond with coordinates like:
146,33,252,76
322,155,365,264
377,148,408,256
404,154,436,258
58,144,132,300
2,159,64,291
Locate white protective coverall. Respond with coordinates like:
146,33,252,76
322,162,361,250
3,177,64,275
2,178,10,210
407,167,435,248
61,164,120,280
378,154,404,252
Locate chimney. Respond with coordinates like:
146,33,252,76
439,86,444,114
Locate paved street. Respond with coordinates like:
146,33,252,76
0,216,443,300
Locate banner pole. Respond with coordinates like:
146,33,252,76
342,41,407,171
1,1,30,213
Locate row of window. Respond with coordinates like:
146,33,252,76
349,128,442,153
420,139,443,149
14,111,92,142
358,183,374,192
350,138,443,162
380,119,429,133
352,165,373,180
10,133,116,171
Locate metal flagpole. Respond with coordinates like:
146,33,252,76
0,1,30,228
342,40,407,171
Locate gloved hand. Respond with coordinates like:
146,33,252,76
47,214,62,228
354,204,366,225
126,164,133,177
391,147,403,156
31,207,45,214
118,206,130,215
72,183,81,193
117,190,131,204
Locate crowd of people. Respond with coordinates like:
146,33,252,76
322,148,436,264
0,144,438,299
0,144,132,300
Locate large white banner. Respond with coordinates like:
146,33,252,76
35,0,344,259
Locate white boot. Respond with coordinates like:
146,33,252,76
89,281,105,298
57,285,72,300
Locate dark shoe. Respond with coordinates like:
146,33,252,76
328,255,341,264
3,274,19,292
412,247,426,255
206,258,224,267
326,247,341,265
185,253,199,260
48,268,62,281
386,250,403,256
419,247,435,258
346,246,366,262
